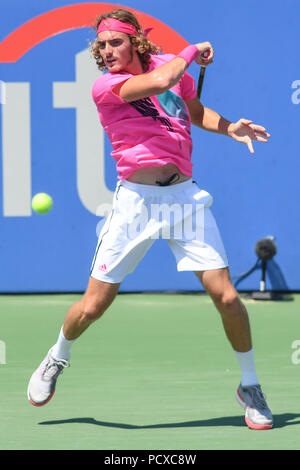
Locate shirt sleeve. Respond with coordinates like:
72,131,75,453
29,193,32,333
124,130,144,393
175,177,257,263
92,72,132,106
180,71,197,101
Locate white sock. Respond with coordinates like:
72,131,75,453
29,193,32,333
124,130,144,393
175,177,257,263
234,348,259,387
52,327,74,361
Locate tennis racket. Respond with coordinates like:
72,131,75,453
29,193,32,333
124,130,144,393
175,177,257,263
197,50,210,99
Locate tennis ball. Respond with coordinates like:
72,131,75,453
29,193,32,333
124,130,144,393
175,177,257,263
32,193,53,214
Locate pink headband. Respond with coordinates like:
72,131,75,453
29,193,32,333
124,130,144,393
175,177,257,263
97,18,153,37
97,18,138,35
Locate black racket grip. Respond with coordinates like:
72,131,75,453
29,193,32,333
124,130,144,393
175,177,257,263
197,66,206,99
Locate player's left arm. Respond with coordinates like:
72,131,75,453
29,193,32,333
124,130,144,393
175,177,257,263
185,98,270,154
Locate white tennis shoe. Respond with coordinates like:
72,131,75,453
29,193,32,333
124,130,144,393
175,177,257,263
235,383,273,430
27,348,69,407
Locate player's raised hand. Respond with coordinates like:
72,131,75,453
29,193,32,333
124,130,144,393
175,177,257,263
228,119,271,154
194,42,214,66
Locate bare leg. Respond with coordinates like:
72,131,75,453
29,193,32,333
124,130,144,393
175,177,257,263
27,277,120,406
195,268,252,352
63,277,120,340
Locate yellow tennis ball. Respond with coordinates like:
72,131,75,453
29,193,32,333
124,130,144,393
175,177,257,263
32,193,53,214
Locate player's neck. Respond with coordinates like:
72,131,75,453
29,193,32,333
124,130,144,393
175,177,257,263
123,52,144,75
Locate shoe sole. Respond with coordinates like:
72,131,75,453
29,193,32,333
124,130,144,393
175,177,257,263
235,388,272,430
27,387,55,407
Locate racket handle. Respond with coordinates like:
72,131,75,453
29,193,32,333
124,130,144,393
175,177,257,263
197,67,206,99
197,50,210,99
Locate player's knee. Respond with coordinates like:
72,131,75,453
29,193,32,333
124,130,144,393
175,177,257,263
213,289,239,310
81,301,105,323
221,291,239,309
80,285,118,325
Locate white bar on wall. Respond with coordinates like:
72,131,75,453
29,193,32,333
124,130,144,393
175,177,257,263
2,82,31,216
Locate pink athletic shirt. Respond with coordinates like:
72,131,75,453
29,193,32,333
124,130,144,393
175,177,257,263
92,54,197,180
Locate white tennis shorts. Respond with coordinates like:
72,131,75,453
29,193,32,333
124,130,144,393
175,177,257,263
90,179,228,284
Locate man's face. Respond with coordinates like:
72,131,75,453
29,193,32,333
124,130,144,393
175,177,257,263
98,30,136,73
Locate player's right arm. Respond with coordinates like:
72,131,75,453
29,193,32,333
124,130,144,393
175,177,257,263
115,42,213,102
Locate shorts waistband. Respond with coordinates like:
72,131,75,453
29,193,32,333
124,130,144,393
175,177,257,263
119,178,194,194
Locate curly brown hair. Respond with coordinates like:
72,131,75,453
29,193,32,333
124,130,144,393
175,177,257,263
90,9,161,72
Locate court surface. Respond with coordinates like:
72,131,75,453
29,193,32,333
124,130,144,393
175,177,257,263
0,292,299,450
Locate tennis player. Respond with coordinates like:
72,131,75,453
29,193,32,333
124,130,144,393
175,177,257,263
27,9,273,430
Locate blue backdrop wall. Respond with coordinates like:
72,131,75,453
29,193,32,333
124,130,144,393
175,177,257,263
0,0,299,293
